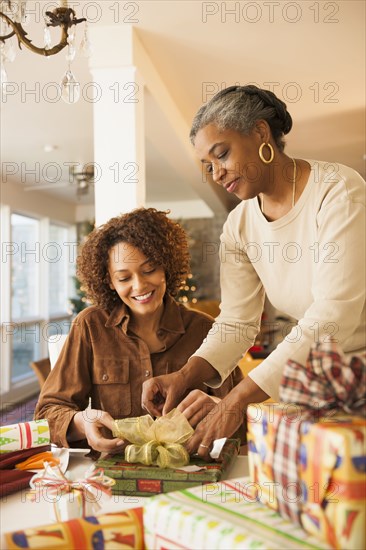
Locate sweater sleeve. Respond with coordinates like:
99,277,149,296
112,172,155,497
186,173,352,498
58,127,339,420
249,183,366,399
192,214,265,386
34,314,93,448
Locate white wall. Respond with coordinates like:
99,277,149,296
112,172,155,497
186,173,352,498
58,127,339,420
1,181,77,223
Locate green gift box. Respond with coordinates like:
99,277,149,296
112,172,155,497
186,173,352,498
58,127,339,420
96,439,240,496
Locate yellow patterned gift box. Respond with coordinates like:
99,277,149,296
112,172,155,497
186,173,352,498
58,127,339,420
5,508,145,549
247,403,366,550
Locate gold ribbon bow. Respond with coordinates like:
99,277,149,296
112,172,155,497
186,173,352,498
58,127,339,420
112,409,194,468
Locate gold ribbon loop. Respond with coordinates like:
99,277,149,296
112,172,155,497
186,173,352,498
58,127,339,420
113,409,194,468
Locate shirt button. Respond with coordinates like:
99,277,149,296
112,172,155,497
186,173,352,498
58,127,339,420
102,374,109,381
145,370,150,377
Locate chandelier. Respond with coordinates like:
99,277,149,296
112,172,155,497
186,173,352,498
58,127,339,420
0,1,91,103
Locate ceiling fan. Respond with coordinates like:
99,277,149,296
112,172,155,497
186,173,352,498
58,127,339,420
24,164,95,197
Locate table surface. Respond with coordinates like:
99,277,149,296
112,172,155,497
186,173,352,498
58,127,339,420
0,451,248,543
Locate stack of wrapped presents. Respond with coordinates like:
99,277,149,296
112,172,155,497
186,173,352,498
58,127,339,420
2,344,365,549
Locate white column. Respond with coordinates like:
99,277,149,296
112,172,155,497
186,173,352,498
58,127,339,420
89,26,146,226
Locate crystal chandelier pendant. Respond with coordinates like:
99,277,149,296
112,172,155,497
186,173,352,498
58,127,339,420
60,69,80,104
80,24,92,57
44,25,52,51
14,3,21,23
66,28,76,62
66,44,76,62
17,0,28,26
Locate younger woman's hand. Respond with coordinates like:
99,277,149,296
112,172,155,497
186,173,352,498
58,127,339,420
70,409,126,453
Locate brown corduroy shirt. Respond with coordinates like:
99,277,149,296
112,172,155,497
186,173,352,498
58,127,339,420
35,296,243,448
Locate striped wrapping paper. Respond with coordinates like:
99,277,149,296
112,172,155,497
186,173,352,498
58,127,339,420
5,508,144,549
0,420,50,453
143,477,330,549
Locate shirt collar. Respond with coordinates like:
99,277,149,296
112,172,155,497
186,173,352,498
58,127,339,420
105,295,186,335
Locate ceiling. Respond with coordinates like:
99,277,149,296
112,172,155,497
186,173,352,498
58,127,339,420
1,0,365,216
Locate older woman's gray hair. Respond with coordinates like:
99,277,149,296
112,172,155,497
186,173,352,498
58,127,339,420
190,85,293,152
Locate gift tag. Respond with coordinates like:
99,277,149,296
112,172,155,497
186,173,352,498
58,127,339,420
210,437,227,459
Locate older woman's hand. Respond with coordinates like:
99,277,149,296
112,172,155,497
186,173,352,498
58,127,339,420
185,377,269,460
177,390,220,428
142,357,220,417
70,409,126,453
141,371,189,417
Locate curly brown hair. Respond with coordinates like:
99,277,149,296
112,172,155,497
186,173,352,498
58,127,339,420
77,208,191,311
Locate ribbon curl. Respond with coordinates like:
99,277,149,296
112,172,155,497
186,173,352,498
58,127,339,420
113,409,194,468
29,463,115,515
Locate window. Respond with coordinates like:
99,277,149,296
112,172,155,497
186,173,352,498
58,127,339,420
48,223,75,318
11,214,40,320
1,207,76,401
10,214,41,382
12,323,41,381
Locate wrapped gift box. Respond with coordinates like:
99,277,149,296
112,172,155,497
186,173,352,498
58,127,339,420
29,464,116,523
247,403,366,550
49,488,95,522
143,476,330,549
5,508,144,549
96,439,240,496
0,420,50,453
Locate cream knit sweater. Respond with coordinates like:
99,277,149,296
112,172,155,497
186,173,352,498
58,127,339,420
193,160,366,400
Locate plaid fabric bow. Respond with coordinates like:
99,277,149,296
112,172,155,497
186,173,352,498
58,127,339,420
272,343,366,525
280,342,366,415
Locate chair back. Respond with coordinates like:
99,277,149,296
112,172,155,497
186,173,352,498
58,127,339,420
48,334,68,369
30,358,51,389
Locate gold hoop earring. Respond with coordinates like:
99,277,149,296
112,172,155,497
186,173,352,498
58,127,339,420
259,142,274,164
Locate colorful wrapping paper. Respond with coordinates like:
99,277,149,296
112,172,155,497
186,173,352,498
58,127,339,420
247,403,366,550
96,439,240,496
5,508,144,549
0,420,50,453
143,476,330,549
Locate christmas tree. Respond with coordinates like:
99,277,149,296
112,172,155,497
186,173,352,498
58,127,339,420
176,273,198,305
68,276,90,316
68,220,94,317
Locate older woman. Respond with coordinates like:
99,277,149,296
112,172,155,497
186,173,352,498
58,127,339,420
35,208,242,452
142,85,366,457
